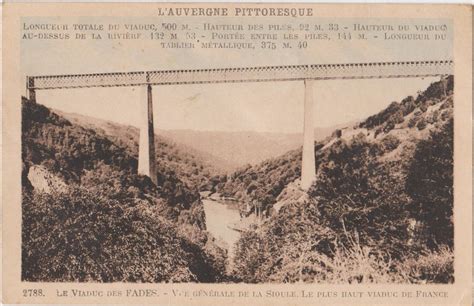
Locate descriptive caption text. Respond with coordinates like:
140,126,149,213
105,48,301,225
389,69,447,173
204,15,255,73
22,287,449,300
22,20,450,51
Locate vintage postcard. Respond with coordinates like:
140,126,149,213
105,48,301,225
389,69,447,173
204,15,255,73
2,3,472,305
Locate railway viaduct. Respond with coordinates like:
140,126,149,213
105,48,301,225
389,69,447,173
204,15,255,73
26,60,453,190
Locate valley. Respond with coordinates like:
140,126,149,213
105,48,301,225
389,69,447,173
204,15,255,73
21,76,454,284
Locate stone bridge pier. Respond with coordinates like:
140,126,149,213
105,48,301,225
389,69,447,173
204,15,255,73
301,79,316,191
138,84,158,185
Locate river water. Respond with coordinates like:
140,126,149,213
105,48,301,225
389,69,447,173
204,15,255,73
202,199,241,259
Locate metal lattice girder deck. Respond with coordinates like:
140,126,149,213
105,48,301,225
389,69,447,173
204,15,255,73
27,60,453,90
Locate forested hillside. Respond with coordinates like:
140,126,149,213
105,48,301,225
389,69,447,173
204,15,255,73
22,98,227,282
226,76,454,283
58,111,222,189
212,76,453,215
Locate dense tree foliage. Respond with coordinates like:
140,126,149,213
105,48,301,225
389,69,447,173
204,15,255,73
233,200,337,283
309,134,413,257
83,120,220,190
22,98,136,183
22,99,202,221
21,99,227,282
359,76,453,131
209,146,322,214
22,169,227,282
407,118,453,249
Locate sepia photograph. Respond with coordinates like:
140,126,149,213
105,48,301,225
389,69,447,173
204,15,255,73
21,54,454,285
3,3,472,305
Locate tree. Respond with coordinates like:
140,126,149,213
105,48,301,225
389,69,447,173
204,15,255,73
406,119,453,249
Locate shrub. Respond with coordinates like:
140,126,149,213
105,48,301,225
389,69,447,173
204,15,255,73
420,103,428,113
401,96,416,116
440,98,453,110
383,121,395,133
399,247,454,283
360,102,400,129
408,116,418,128
416,118,427,130
392,111,405,124
381,135,401,153
232,231,268,283
426,110,439,124
213,147,306,207
307,237,408,284
421,76,453,101
441,109,452,121
374,127,383,138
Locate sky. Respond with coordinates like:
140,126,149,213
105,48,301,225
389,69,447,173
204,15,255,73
21,16,452,133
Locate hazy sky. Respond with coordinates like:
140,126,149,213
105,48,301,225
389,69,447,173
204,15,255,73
21,16,452,133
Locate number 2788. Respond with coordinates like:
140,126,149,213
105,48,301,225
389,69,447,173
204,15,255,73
23,289,45,297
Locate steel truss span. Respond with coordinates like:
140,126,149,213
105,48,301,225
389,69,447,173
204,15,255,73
27,60,453,90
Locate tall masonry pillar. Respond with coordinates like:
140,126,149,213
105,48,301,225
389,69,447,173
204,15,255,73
27,77,36,103
301,79,316,190
138,84,158,185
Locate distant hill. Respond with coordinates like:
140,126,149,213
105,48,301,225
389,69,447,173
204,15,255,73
159,123,353,171
160,130,301,170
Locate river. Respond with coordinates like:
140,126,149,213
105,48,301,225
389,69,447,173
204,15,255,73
202,199,242,259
